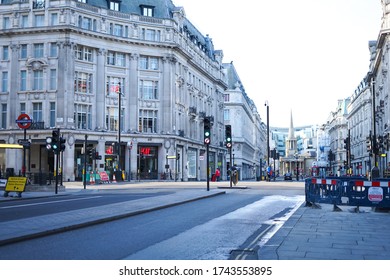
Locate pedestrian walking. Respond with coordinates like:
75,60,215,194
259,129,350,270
215,168,221,181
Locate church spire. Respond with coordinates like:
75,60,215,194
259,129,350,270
288,110,295,140
286,110,297,158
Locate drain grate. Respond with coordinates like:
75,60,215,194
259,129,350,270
230,249,257,260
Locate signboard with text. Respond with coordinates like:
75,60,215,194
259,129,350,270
5,177,27,192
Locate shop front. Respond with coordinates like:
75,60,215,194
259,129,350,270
137,145,159,180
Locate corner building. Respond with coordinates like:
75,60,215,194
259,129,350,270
0,0,228,181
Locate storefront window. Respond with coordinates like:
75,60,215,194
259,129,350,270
187,148,197,180
138,146,158,179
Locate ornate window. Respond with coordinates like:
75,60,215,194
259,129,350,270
20,70,27,91
139,110,157,133
74,72,92,94
74,104,92,129
141,5,154,17
141,29,160,42
20,44,27,59
33,43,44,58
33,70,43,90
1,104,6,129
32,103,43,121
139,56,159,70
106,76,124,96
109,1,120,11
75,46,93,62
1,72,8,92
107,51,125,67
139,80,158,100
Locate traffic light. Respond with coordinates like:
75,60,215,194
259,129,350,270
366,136,372,153
113,142,119,154
45,136,53,151
95,151,102,160
89,148,95,159
204,117,211,145
328,150,333,161
51,129,59,152
59,136,66,152
378,136,384,151
225,125,232,148
343,137,350,150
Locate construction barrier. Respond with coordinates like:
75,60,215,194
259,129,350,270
99,171,110,183
305,176,390,209
82,171,116,184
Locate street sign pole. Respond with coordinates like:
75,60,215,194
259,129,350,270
84,135,88,190
23,128,27,177
206,143,210,191
55,128,60,194
229,147,233,188
16,114,32,178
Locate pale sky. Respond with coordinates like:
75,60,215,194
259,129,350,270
173,0,383,127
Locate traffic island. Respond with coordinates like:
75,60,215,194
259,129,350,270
217,186,248,189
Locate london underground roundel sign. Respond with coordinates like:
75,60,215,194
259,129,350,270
16,113,32,129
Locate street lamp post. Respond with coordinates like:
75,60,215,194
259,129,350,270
117,82,122,174
370,76,380,179
264,101,270,179
127,141,132,181
295,153,299,181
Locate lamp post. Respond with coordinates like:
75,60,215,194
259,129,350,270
370,76,379,179
264,101,270,179
127,141,133,181
117,82,122,174
295,153,299,181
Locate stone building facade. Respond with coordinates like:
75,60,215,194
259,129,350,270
0,0,233,181
222,62,265,180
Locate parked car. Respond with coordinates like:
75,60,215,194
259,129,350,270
284,172,292,180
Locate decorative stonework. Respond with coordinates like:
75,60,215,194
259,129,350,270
176,75,185,87
26,58,48,70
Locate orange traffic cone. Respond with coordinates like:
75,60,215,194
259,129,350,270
112,172,117,183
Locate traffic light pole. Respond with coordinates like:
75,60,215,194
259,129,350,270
83,135,88,190
60,142,64,187
371,78,380,179
117,83,122,173
203,117,212,191
225,125,233,187
55,128,60,194
206,144,210,191
22,128,27,177
229,147,233,188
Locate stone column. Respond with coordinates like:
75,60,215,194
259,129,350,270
96,48,106,129
57,40,75,128
9,44,19,127
128,53,138,132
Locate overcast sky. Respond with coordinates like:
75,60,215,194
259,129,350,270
173,0,383,127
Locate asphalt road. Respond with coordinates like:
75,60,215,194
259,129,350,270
0,191,173,221
0,187,304,260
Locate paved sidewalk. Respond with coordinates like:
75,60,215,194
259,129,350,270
258,203,390,260
0,181,226,245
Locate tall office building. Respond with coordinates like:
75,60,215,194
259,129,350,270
0,0,228,181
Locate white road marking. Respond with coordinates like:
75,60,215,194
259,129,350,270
0,196,103,209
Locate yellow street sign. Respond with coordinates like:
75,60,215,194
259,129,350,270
5,177,27,192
